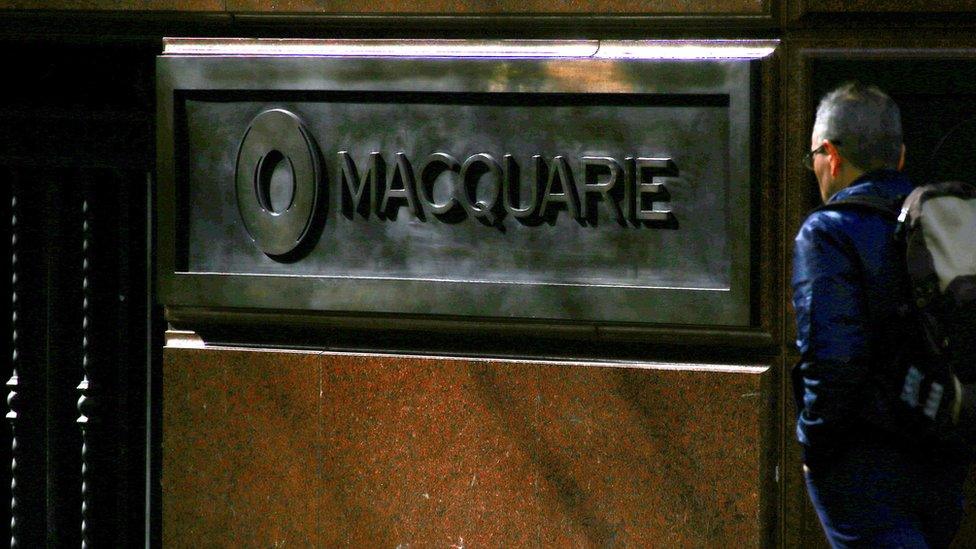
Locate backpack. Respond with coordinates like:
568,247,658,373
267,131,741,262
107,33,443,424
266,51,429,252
817,181,976,450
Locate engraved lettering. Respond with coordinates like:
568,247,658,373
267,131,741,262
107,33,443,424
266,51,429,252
329,150,678,227
578,156,624,224
459,153,503,224
502,154,543,219
419,152,462,216
338,151,383,219
634,157,676,223
380,152,423,219
539,155,580,220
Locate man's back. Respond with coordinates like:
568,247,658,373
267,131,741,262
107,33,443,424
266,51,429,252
793,168,970,548
796,81,970,548
793,168,915,464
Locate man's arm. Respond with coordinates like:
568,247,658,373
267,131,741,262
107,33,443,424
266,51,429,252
792,212,872,466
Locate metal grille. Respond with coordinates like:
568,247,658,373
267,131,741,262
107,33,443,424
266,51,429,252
1,42,159,547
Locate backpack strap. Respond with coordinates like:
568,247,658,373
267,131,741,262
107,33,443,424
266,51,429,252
813,194,904,219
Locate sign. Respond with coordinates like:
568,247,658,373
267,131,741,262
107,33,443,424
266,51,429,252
157,40,773,327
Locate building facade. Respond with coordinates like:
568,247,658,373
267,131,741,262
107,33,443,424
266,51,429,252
2,2,976,547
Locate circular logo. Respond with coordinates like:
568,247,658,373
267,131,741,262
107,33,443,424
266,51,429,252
235,108,322,257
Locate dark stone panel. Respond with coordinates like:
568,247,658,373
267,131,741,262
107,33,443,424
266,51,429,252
806,0,976,13
157,52,763,329
786,0,976,25
163,347,773,546
957,471,976,547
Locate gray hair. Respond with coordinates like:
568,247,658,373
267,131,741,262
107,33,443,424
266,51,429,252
813,82,903,171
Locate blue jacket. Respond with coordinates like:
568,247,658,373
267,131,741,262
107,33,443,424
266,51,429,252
792,169,915,467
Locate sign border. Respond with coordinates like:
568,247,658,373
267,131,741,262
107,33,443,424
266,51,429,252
157,40,775,328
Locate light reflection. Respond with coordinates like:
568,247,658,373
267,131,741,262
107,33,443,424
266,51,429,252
543,61,634,93
162,38,778,60
162,38,599,58
596,40,778,60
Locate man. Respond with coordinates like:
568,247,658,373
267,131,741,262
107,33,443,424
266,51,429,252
792,82,970,548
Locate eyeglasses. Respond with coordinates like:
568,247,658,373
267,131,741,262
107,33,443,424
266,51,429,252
803,141,840,171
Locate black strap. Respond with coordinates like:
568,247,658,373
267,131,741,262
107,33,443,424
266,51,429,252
813,195,903,219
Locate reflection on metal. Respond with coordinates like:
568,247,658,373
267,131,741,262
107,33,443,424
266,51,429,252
235,109,322,257
161,38,778,60
157,40,773,327
164,330,206,349
594,40,779,60
162,38,601,58
540,61,635,94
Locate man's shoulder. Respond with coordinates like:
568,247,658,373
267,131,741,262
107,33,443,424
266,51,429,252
796,207,861,246
800,191,903,240
797,170,912,250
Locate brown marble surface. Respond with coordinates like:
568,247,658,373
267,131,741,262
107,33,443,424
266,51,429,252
163,347,772,547
0,0,765,13
0,0,224,10
223,0,764,14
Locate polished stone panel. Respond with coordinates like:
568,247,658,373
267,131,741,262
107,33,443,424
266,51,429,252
0,0,224,10
223,0,765,14
164,347,772,546
162,348,322,546
157,49,765,328
0,0,765,10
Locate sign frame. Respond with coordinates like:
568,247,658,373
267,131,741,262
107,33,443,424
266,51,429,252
157,39,776,329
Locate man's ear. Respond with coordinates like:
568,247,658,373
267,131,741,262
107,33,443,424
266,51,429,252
898,144,906,171
825,140,843,178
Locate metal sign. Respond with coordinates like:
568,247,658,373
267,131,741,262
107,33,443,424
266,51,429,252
157,39,775,327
